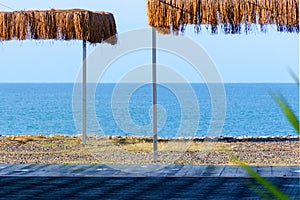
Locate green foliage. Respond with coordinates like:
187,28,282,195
234,158,290,200
273,70,299,136
235,74,299,200
271,93,299,136
288,68,300,88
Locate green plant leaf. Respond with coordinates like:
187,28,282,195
246,181,274,200
287,68,299,88
271,93,300,135
233,157,291,200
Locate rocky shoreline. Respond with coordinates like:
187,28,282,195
194,136,299,142
130,136,299,143
0,135,299,166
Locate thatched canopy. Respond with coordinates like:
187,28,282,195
0,9,117,44
147,0,299,34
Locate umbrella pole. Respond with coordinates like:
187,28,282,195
82,40,87,145
152,28,158,162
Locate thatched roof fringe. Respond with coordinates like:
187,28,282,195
0,9,117,44
147,0,299,34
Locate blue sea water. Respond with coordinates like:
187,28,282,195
0,83,298,137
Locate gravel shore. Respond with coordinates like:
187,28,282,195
0,135,299,166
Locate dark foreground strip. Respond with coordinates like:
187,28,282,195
0,177,299,200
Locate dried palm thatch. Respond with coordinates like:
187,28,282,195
147,0,299,34
0,9,117,44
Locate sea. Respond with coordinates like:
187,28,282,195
0,83,298,138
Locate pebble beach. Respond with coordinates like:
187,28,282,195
0,135,299,166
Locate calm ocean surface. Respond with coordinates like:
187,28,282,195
0,83,298,137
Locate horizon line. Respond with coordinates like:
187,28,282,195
0,82,296,84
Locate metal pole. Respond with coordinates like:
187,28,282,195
152,28,158,162
82,40,87,145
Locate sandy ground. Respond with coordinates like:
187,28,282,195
0,135,299,166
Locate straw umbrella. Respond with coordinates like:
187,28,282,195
147,0,299,34
147,0,299,161
0,9,117,144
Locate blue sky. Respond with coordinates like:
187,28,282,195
0,0,298,83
